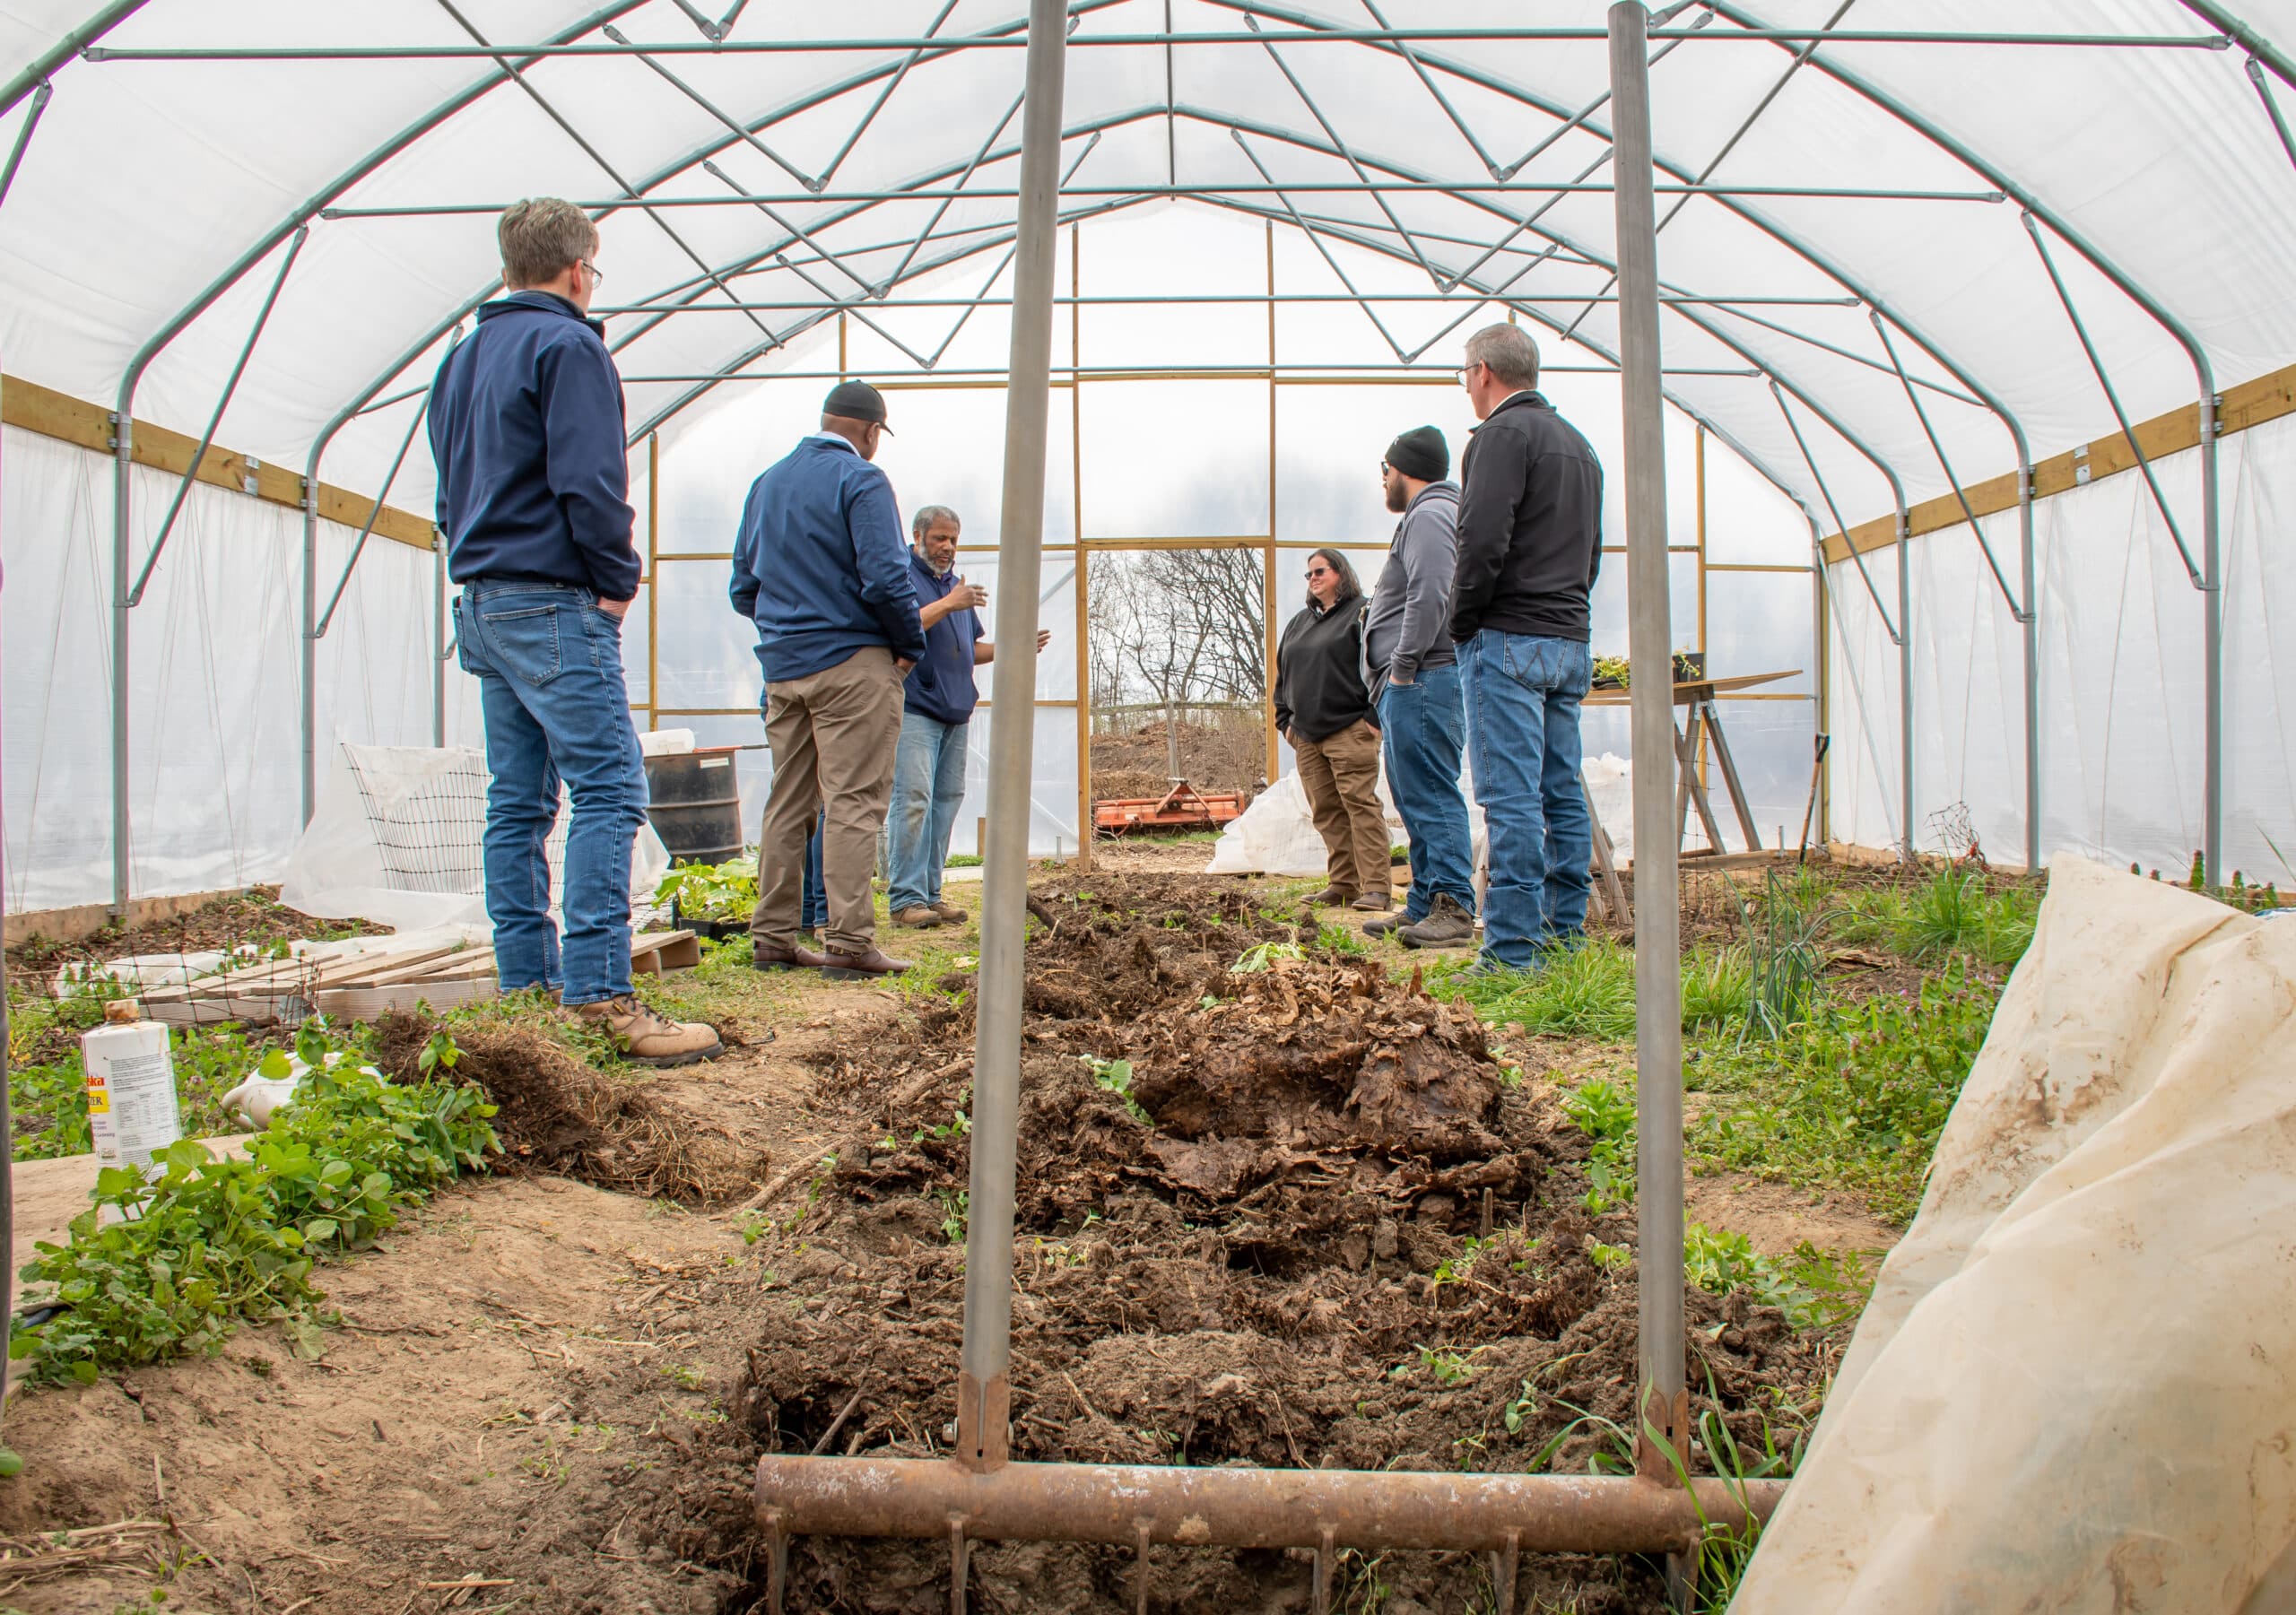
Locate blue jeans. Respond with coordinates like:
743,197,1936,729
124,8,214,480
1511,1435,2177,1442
886,711,969,913
802,809,827,933
453,580,648,1005
1461,630,1593,968
1378,664,1475,923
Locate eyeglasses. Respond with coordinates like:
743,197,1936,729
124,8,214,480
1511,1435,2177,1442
1378,461,1393,476
1455,359,1483,385
581,258,604,284
1305,566,1332,578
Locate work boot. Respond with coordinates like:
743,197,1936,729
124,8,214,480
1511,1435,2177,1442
1363,909,1409,938
1308,886,1356,907
750,942,829,972
1399,893,1477,951
892,906,944,929
821,944,913,981
931,899,968,925
1351,890,1393,914
574,994,724,1067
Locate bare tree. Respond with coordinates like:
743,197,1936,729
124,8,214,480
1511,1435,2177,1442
1090,549,1265,708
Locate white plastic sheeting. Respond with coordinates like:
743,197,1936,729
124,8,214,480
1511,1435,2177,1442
1828,412,2296,879
0,427,458,911
1734,857,2296,1612
5,2,2296,907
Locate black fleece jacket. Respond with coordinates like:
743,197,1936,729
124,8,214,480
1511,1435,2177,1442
1274,597,1374,744
1449,391,1605,644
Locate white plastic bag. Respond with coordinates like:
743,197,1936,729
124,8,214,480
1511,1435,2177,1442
220,1049,386,1130
1733,856,2296,1613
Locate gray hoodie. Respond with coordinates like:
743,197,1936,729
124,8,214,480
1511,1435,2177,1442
1362,480,1461,699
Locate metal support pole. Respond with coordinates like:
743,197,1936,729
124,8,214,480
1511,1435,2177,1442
130,225,310,607
957,0,1066,1474
0,79,52,214
1607,4,1688,1552
301,476,319,825
110,413,133,913
433,533,448,746
1265,221,1281,785
1072,225,1091,872
314,384,440,638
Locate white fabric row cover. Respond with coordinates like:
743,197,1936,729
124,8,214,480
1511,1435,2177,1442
1734,857,2296,1611
1827,412,2296,881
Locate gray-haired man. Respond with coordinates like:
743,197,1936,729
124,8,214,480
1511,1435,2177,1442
884,506,1049,927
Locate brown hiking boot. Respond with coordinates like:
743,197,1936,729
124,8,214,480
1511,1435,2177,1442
1350,890,1393,913
574,994,725,1067
821,945,913,981
1363,909,1407,938
1399,893,1476,951
750,942,829,972
892,905,944,928
1308,886,1356,907
931,899,968,924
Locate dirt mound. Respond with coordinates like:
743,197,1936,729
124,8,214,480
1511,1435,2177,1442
732,874,1839,1612
374,1011,762,1204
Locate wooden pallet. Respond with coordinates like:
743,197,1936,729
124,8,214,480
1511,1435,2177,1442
138,931,699,1025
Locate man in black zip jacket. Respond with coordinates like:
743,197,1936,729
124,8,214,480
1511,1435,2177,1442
1448,324,1605,970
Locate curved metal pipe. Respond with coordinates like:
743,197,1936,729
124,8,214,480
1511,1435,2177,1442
0,0,148,117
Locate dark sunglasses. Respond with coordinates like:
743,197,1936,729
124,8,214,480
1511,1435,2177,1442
1306,565,1333,578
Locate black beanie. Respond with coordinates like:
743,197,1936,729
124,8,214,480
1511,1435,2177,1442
1385,425,1448,482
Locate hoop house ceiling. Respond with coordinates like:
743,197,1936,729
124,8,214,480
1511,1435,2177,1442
5,0,2296,532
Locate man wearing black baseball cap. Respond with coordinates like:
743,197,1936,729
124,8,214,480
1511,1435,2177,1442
1362,426,1478,950
730,379,927,978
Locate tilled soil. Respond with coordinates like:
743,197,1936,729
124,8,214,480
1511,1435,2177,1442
728,873,1839,1614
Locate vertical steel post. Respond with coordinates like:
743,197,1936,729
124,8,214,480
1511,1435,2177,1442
1897,508,1914,863
2020,469,2039,871
430,532,446,745
1072,225,1092,870
110,418,133,913
1607,0,1687,1504
301,477,319,823
957,0,1067,1473
648,431,661,731
1264,221,1280,786
2202,394,2222,884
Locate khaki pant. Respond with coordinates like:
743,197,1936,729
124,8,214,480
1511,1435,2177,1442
1292,717,1389,899
753,647,903,952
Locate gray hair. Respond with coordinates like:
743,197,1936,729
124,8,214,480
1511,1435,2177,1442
499,198,597,289
911,505,961,539
1465,323,1541,391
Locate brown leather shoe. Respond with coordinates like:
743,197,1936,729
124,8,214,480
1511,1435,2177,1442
1351,890,1393,913
1309,886,1356,907
930,899,968,924
750,942,829,972
892,905,944,928
572,994,725,1067
821,945,913,980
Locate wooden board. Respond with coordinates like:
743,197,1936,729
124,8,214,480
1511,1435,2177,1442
1583,669,1800,708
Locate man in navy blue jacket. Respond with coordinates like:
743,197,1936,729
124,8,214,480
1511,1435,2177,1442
431,197,719,1065
730,380,927,979
883,507,1051,930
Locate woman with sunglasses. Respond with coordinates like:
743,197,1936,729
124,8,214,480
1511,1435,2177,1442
1273,549,1391,913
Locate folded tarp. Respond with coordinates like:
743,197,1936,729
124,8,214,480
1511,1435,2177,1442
1733,855,2296,1614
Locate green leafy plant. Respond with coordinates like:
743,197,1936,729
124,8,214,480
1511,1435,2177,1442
654,855,759,923
13,1046,496,1383
1234,941,1307,974
936,1188,970,1246
1561,1078,1637,1212
1080,1055,1152,1125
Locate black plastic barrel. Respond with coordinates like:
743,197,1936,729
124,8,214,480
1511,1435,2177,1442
643,746,745,867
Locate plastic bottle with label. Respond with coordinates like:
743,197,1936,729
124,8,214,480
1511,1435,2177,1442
81,998,182,1221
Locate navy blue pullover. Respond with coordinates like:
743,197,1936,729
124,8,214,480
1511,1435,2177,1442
429,291,639,600
729,435,927,682
902,551,984,725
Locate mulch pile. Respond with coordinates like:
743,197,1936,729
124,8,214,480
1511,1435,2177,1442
722,872,1838,1613
374,1011,762,1204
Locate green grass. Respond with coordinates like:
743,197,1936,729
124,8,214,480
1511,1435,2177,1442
1430,938,1771,1042
1688,961,1996,1223
1821,866,2039,968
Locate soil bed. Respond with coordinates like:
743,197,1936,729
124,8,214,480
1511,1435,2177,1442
729,873,1839,1613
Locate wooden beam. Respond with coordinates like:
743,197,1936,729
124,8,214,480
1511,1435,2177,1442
1822,360,2296,564
1,373,438,552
